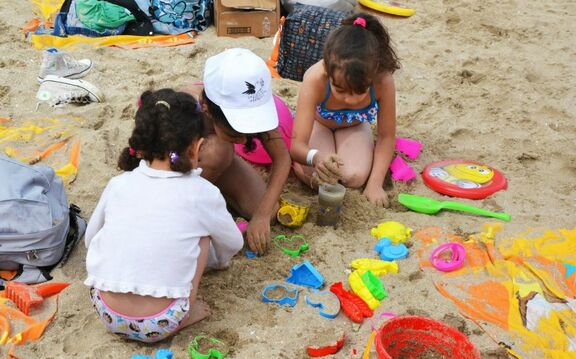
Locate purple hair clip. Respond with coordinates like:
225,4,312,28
169,152,179,164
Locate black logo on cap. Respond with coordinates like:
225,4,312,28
243,81,256,95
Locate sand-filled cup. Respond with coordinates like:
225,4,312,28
317,183,346,227
277,193,310,228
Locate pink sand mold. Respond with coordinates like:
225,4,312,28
430,243,466,272
395,137,422,160
389,156,417,181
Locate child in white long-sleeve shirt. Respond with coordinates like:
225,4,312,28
84,88,243,343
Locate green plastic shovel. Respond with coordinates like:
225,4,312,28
398,193,511,222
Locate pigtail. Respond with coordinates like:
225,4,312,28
360,14,400,74
117,88,205,174
117,146,140,171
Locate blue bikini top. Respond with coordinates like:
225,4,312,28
316,81,379,125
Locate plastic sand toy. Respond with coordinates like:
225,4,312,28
273,234,309,257
360,271,387,300
375,316,481,359
305,290,341,319
422,160,507,199
306,333,346,357
4,281,69,315
277,193,310,228
131,349,173,359
286,260,324,289
348,271,380,309
262,284,299,307
395,137,423,160
188,336,228,359
389,155,417,181
358,0,415,17
430,243,466,272
398,193,512,222
374,238,409,261
350,258,399,276
370,221,411,244
330,282,373,323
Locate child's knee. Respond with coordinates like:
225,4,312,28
340,170,369,189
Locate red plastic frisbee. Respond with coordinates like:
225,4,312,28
422,160,507,199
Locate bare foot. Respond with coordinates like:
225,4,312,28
181,299,211,328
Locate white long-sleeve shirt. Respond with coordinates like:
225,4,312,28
84,161,243,298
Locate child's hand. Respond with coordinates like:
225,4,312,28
314,154,343,184
246,216,270,255
363,185,390,207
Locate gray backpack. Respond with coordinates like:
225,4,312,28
0,155,85,286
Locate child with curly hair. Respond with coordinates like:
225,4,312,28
84,88,243,342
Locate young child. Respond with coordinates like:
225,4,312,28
84,89,243,342
182,48,291,255
290,13,400,207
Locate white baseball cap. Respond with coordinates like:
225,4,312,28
203,48,278,134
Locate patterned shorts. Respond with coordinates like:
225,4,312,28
89,288,189,343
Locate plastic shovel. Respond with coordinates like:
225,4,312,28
398,193,511,222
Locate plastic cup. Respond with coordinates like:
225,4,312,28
317,183,346,227
277,193,310,228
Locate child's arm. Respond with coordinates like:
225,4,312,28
364,74,397,207
202,188,244,268
291,64,341,183
291,65,324,165
85,183,112,248
248,130,291,254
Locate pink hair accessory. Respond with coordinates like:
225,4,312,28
353,17,367,28
129,147,136,157
430,243,466,272
389,155,417,181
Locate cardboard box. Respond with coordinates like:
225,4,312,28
215,0,280,38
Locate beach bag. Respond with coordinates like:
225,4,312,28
0,156,86,286
276,4,350,81
281,0,356,13
151,0,212,31
75,0,136,32
53,0,128,37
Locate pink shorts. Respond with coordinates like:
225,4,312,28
89,288,189,342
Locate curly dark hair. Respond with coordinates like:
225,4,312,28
323,13,401,94
117,88,205,173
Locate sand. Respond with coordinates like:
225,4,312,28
1,0,574,358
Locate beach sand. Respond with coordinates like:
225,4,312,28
1,0,574,358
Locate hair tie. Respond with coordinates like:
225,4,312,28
129,147,136,156
156,100,171,110
353,17,367,28
169,152,179,164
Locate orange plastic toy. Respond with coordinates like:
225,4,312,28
4,282,70,315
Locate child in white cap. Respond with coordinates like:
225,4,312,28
182,48,291,255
